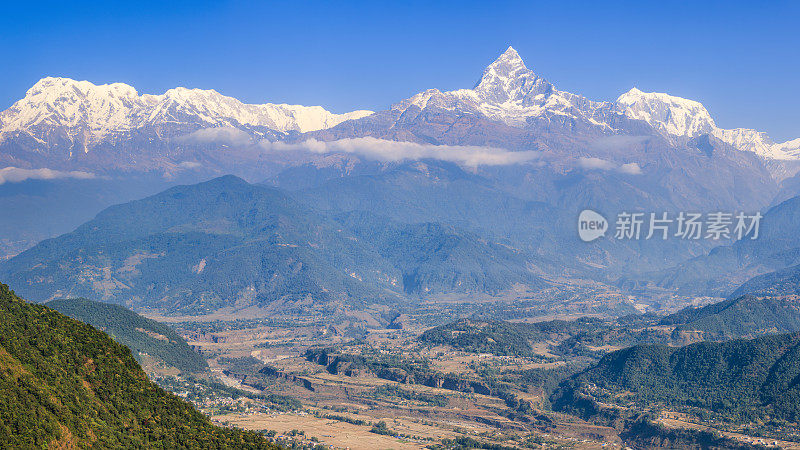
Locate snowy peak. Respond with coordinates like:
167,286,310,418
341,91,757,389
612,88,799,160
0,77,373,148
28,77,140,99
473,46,554,105
2,50,797,163
2,77,144,146
394,47,607,128
393,46,797,160
478,46,528,83
614,87,717,137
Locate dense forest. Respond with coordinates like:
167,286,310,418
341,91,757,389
47,297,208,373
552,332,800,423
661,295,800,340
419,317,655,358
0,283,277,448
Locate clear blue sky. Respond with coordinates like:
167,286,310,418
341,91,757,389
1,0,798,141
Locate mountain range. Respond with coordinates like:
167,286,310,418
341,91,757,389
2,47,798,171
0,175,549,318
2,46,800,314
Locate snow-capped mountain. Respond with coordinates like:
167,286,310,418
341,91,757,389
392,47,797,160
0,77,372,150
0,46,796,170
615,88,796,159
393,47,612,130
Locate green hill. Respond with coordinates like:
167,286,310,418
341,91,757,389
46,298,208,373
552,332,800,423
732,264,800,298
661,295,800,340
0,283,276,448
419,317,622,357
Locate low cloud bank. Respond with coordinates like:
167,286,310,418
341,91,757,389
177,161,202,169
260,137,540,167
589,135,651,152
0,167,97,185
177,127,252,147
578,157,642,175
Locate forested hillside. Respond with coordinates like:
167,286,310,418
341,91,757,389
661,295,800,340
47,297,208,373
0,283,276,448
552,332,800,423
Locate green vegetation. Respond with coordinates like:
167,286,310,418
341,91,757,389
419,317,645,358
369,421,393,436
493,363,587,397
733,263,800,299
47,297,208,373
0,283,278,448
370,384,449,407
420,319,544,357
619,417,766,450
552,332,800,424
433,436,518,450
662,295,800,340
156,374,302,412
305,347,434,381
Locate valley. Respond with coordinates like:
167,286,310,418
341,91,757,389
2,8,800,447
131,294,800,449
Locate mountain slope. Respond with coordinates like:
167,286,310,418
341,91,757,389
0,76,372,146
0,283,275,448
0,175,546,316
289,154,774,278
310,47,798,163
552,332,800,422
46,297,208,373
641,194,800,296
731,265,800,298
661,295,800,340
0,175,401,314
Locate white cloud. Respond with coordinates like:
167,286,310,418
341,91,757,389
177,161,202,169
0,167,97,185
578,157,616,171
259,137,540,167
589,135,651,152
177,127,253,147
577,157,643,175
618,162,643,175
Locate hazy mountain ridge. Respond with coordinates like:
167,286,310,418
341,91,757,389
662,295,800,340
0,175,548,316
637,194,800,297
0,46,797,312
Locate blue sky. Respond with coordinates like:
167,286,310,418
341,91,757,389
1,0,798,141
